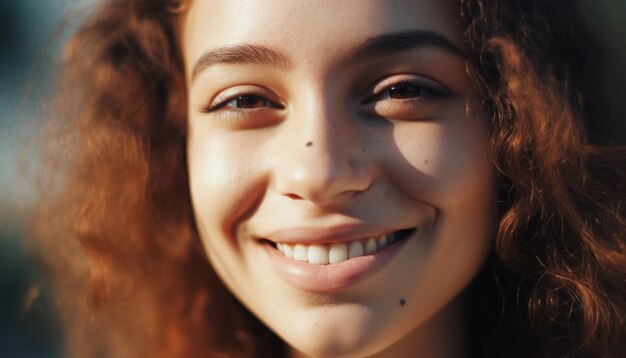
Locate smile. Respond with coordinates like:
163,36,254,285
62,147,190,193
273,229,415,265
262,227,417,292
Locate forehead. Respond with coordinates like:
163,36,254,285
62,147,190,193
182,0,462,74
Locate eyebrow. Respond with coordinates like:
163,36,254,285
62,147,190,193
343,30,465,68
191,30,465,83
191,44,292,82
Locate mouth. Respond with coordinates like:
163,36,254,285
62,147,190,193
262,228,415,265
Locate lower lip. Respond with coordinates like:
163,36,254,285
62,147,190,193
262,236,411,292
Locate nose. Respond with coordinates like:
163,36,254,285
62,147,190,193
274,99,374,206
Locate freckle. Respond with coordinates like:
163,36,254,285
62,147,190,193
306,141,313,147
399,298,406,306
423,159,429,165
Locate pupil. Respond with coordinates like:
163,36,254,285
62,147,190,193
389,84,422,99
236,95,264,108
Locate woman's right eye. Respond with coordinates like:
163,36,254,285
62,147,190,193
223,94,273,109
201,92,284,113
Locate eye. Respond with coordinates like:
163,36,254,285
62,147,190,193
200,91,284,113
226,94,273,109
381,82,446,100
364,79,454,104
360,75,460,119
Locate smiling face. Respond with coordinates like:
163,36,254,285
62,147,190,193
183,0,496,356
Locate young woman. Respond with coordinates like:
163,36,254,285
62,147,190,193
32,0,625,357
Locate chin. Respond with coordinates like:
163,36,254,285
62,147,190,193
286,332,384,358
271,304,401,358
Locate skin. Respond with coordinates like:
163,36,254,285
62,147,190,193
183,1,497,357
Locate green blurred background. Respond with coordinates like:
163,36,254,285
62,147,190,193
0,1,624,357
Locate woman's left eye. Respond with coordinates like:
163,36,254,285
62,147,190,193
366,80,453,103
362,75,456,104
359,76,460,119
384,83,441,99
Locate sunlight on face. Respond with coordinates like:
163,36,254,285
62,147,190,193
184,0,496,356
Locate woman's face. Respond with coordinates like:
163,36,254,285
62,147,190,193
184,0,496,356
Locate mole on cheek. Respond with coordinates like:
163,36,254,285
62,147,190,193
399,298,406,306
306,141,313,147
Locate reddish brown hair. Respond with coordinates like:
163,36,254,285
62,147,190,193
30,0,625,356
461,1,626,356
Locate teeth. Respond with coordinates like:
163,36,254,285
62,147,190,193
308,245,329,265
293,244,308,261
282,244,294,258
348,241,364,259
364,238,377,254
377,236,387,249
272,230,412,265
329,243,348,264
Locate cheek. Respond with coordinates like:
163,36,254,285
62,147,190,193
388,115,493,210
187,131,273,297
187,132,267,239
386,112,496,262
383,115,496,311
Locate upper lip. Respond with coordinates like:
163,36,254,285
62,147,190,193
259,223,409,245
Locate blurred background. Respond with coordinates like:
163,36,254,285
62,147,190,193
1,1,95,357
0,1,624,357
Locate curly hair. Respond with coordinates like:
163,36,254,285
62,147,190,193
30,0,625,357
461,1,626,356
